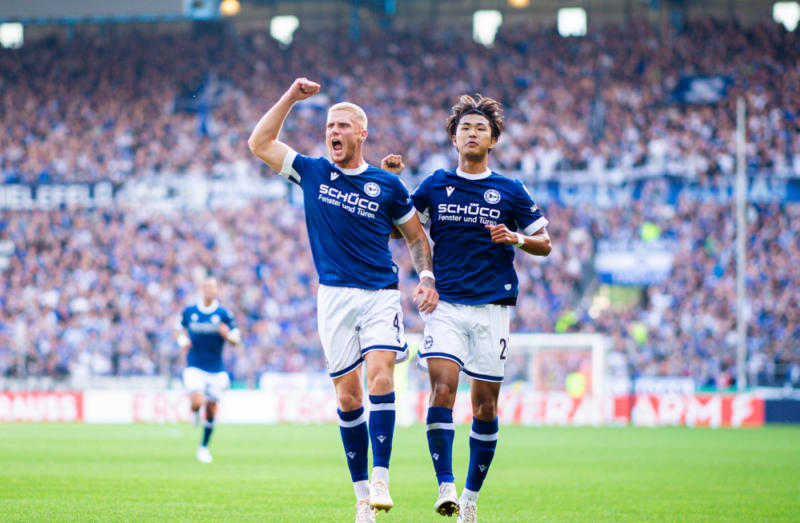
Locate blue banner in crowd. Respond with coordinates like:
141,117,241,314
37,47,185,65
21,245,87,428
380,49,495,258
529,176,800,207
672,76,733,104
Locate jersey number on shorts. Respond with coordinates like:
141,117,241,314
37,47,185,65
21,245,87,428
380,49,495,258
393,313,401,336
500,338,508,360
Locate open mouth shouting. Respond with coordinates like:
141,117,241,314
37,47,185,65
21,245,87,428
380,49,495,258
331,138,344,152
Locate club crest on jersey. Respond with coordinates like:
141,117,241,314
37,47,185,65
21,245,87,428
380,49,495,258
364,182,381,198
446,186,455,197
211,315,220,324
424,336,433,350
484,189,501,204
191,313,198,321
331,171,340,181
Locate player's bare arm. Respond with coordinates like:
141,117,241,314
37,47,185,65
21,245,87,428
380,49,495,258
485,223,552,256
218,322,242,346
247,78,321,171
396,216,438,314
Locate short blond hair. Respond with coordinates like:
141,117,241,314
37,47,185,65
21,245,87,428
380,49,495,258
328,102,368,130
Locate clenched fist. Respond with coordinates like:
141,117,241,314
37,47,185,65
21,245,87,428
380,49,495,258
381,154,405,175
285,78,320,102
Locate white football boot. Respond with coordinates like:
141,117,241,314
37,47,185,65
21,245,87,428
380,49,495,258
369,480,393,513
434,482,459,517
196,445,213,463
355,500,376,523
457,498,478,523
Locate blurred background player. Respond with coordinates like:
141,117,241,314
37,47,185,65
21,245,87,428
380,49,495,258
386,95,551,521
248,78,438,522
175,277,241,464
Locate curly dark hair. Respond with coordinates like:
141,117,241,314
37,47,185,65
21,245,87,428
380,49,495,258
445,94,504,141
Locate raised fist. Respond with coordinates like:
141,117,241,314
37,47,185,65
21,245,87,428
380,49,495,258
286,78,320,102
381,154,405,175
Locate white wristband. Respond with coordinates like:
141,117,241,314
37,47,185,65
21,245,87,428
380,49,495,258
514,233,525,248
419,270,435,281
177,334,190,349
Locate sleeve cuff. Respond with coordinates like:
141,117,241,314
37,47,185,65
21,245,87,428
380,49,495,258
393,207,416,225
523,216,549,236
416,208,430,224
279,149,300,183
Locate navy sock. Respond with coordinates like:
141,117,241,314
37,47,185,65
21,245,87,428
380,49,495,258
202,416,215,447
338,407,369,483
465,417,499,492
369,392,395,470
426,406,455,484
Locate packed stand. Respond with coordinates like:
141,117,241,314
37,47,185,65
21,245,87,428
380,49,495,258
1,190,798,387
1,19,799,185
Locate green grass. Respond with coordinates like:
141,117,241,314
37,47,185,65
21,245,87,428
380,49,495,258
1,424,798,522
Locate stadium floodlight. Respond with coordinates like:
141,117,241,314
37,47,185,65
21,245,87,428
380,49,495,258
509,0,531,7
557,8,587,37
270,15,300,46
0,23,23,49
774,2,800,31
473,10,503,47
219,0,241,17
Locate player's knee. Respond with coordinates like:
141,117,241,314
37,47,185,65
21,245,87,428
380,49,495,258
472,398,498,420
337,391,363,412
368,374,394,395
430,381,456,408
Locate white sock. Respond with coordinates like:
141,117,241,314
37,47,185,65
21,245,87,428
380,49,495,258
372,466,389,485
354,480,370,501
461,488,479,503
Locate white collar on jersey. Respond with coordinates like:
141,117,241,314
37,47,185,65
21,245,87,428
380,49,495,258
196,299,219,314
456,168,492,180
336,162,370,175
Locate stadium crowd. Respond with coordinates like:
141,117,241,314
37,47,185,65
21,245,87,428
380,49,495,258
1,17,799,388
1,190,798,388
1,19,799,185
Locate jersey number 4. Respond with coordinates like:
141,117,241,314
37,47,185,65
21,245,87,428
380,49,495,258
500,339,508,360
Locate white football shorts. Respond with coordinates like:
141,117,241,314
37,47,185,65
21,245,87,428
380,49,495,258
182,367,230,401
417,301,510,382
317,284,408,378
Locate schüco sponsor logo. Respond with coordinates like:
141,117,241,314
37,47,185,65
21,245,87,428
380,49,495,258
437,203,501,219
319,185,380,212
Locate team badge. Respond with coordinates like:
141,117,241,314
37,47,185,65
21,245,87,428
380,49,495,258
424,335,433,350
191,314,198,321
331,171,339,181
364,182,381,197
211,315,220,325
484,189,501,204
505,284,512,290
446,186,455,197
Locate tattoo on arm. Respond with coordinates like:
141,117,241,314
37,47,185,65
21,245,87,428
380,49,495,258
408,236,433,280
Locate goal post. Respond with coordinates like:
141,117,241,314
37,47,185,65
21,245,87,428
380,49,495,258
402,332,611,425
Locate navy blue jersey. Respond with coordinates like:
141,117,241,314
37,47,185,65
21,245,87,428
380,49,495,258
280,150,416,289
180,301,236,373
411,168,548,306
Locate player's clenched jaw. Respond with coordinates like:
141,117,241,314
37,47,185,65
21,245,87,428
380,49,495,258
452,114,496,162
326,108,368,169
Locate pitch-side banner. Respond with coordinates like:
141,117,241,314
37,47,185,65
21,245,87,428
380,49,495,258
0,390,767,428
0,391,83,422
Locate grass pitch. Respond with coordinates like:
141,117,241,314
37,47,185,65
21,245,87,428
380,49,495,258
0,424,798,522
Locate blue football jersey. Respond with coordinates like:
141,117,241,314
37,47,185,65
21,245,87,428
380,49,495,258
279,150,416,289
411,168,548,306
180,300,235,373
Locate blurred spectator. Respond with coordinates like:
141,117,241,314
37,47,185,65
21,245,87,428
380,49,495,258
1,19,799,185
